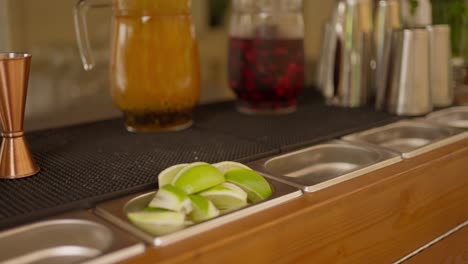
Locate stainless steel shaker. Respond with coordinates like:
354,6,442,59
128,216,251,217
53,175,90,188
374,0,401,110
427,24,454,107
320,0,373,108
387,28,433,116
317,22,333,96
400,0,432,28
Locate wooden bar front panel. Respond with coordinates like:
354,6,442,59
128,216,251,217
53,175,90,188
122,140,468,264
405,226,468,263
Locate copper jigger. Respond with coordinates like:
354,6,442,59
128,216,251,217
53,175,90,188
0,53,39,179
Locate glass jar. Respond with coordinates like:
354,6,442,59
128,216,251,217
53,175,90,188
228,0,305,114
75,0,200,132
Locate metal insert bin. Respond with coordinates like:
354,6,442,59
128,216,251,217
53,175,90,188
0,211,145,264
342,121,467,159
95,177,302,247
249,140,401,193
426,106,468,129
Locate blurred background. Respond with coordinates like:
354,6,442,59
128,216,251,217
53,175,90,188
0,0,335,130
0,0,466,130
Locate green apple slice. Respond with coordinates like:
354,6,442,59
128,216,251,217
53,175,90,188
225,169,273,203
213,161,252,174
157,163,188,187
199,182,248,213
148,185,192,213
188,195,220,223
127,210,185,236
172,162,225,194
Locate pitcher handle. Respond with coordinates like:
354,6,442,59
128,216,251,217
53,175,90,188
323,1,345,100
74,0,111,71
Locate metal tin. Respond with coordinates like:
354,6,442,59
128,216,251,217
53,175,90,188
427,24,454,107
95,178,302,246
317,22,334,96
320,0,373,107
387,29,433,116
426,106,468,129
343,121,467,158
374,0,402,110
249,140,401,193
0,211,145,264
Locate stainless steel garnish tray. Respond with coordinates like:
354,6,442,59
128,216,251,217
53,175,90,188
0,210,145,264
249,140,401,193
342,120,467,159
95,177,302,247
425,106,468,129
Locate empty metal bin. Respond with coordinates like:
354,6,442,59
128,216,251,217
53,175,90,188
426,107,468,129
0,211,145,264
343,121,466,158
249,140,401,192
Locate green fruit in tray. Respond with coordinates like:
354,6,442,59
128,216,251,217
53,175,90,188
188,195,220,223
127,210,186,236
157,163,188,187
128,161,274,236
143,207,162,212
172,162,225,194
225,168,273,203
213,161,252,174
199,182,248,213
148,185,192,214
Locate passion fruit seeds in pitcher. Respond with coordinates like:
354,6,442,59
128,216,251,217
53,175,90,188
127,161,273,236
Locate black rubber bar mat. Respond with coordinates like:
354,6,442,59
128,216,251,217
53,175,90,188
0,92,399,230
0,119,277,230
195,93,400,151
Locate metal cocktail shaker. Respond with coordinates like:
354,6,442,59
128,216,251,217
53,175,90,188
320,0,373,108
374,0,402,110
317,22,333,97
387,29,433,116
427,24,454,107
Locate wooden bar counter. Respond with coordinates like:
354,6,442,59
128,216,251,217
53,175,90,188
120,138,468,264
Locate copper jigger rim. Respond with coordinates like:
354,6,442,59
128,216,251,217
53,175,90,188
0,53,32,61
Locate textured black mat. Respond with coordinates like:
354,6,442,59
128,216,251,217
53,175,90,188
0,120,276,230
195,93,400,151
0,93,398,230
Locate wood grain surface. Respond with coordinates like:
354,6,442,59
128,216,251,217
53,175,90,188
120,139,468,264
403,225,468,264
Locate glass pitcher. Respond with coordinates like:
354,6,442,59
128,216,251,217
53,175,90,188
74,0,200,132
228,0,305,114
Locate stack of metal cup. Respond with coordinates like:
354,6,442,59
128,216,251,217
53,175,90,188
386,23,453,116
317,0,373,108
318,0,454,116
374,0,402,111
